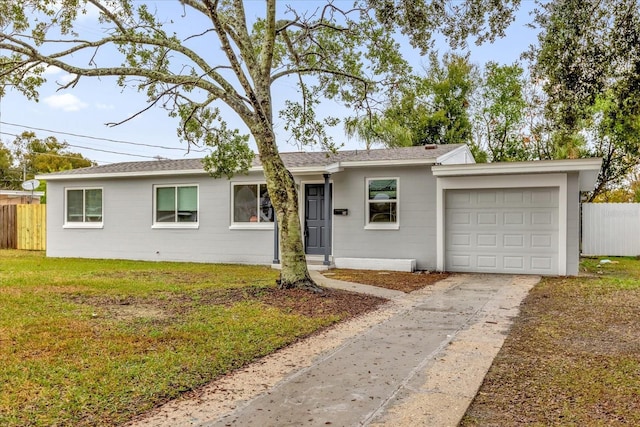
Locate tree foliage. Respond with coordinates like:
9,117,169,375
13,131,94,175
0,141,17,188
370,0,521,52
473,62,529,162
530,0,640,199
345,53,477,151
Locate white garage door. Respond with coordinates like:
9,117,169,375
445,188,559,274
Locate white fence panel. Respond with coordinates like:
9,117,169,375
582,203,640,256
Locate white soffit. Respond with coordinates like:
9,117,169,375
432,158,602,191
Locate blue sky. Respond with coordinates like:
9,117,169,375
0,1,539,165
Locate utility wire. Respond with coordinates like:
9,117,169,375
0,120,206,152
0,130,157,160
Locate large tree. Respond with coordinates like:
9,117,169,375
530,0,640,199
0,0,519,289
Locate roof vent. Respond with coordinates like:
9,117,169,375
424,144,437,150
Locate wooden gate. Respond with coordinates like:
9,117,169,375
0,205,17,249
0,204,46,250
17,204,46,250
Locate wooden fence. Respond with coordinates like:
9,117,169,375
0,204,46,250
582,203,640,256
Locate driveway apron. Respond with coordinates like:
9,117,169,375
203,273,538,427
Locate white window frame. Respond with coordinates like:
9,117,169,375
63,187,104,229
152,184,199,229
230,182,275,230
365,177,400,230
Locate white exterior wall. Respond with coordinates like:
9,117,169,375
565,173,581,275
45,172,275,264
582,203,640,256
330,166,437,270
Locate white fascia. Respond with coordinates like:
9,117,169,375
435,144,475,165
432,158,602,177
36,169,208,181
337,158,436,168
252,159,437,175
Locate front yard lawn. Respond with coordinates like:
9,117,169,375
461,257,640,426
0,250,384,426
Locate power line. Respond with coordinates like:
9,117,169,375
0,120,206,152
0,130,155,160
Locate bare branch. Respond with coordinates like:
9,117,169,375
105,93,168,127
86,0,127,34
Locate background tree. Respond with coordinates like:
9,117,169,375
530,0,640,199
473,62,529,162
345,53,478,153
0,141,19,188
0,1,523,288
12,131,94,177
0,132,94,198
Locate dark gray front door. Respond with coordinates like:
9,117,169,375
305,184,331,255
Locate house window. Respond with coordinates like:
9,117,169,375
366,178,398,228
154,185,198,225
232,183,274,225
65,188,103,226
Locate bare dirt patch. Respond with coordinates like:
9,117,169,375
461,266,640,426
67,286,386,322
322,269,450,293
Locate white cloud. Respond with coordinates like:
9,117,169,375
95,103,115,110
43,93,88,112
42,65,63,75
57,74,77,85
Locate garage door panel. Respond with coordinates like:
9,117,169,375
446,188,559,275
477,191,497,203
451,255,471,267
531,234,552,248
504,234,524,247
504,212,524,225
477,234,497,247
477,255,497,268
504,256,524,270
450,233,471,247
531,257,553,270
451,212,471,224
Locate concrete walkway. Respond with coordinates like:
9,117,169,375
131,272,538,427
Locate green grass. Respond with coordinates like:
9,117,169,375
0,251,345,426
461,257,640,426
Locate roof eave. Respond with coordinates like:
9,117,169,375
35,169,209,181
337,158,437,169
432,158,603,192
432,158,602,177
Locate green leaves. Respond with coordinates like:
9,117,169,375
475,62,530,162
345,53,476,149
367,0,521,52
0,131,94,190
177,105,254,179
530,0,640,197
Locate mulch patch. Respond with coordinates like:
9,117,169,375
322,269,450,293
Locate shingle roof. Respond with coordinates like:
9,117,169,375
39,144,464,178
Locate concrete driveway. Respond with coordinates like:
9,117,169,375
130,272,539,427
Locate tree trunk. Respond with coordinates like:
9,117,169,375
253,127,323,292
